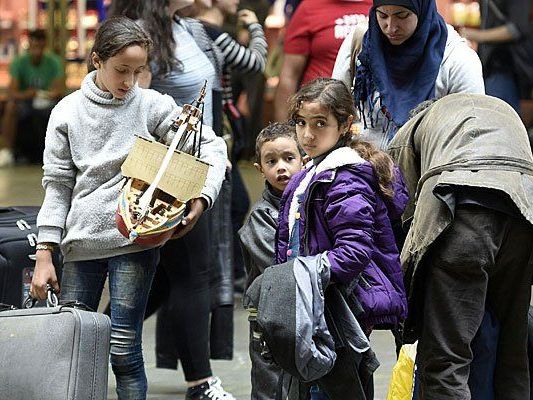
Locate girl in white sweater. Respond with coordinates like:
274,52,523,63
30,16,226,400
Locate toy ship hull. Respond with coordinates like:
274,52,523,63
116,178,186,247
116,83,209,247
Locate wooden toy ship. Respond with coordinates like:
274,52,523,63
116,83,210,246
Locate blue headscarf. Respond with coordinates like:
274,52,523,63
355,0,448,133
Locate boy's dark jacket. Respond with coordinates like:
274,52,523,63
238,184,281,291
276,147,409,329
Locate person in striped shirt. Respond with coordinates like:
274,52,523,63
195,1,268,293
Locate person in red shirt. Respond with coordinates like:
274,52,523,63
274,0,372,121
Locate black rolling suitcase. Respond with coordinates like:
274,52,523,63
0,206,61,307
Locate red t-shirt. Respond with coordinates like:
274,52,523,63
284,0,372,85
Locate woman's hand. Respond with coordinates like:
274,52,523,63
171,197,208,239
31,250,60,300
238,9,259,26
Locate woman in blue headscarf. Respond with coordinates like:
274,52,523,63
332,0,485,149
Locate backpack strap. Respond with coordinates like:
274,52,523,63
349,23,368,93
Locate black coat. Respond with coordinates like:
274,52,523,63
478,0,533,86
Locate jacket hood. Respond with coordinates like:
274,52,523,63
346,163,408,222
313,147,408,221
313,147,366,174
385,167,410,221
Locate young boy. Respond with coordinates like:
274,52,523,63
238,122,302,400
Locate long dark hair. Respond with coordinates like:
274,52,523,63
108,0,144,20
108,0,179,75
88,16,152,72
288,78,395,199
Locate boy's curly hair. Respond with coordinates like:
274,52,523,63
255,122,298,163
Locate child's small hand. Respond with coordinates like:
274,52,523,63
171,197,207,239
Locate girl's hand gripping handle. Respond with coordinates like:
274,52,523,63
31,247,60,300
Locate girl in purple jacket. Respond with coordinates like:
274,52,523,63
277,76,408,337
277,77,408,398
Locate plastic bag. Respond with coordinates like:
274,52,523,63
386,342,418,400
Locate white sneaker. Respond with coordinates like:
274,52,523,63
0,148,14,168
206,377,236,400
185,377,236,400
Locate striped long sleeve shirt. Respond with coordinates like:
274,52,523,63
202,22,268,105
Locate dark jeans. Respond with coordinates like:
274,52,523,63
310,385,330,399
413,308,500,400
152,215,213,382
416,205,533,400
15,100,54,163
231,69,266,159
468,309,499,400
231,165,250,281
485,71,521,113
61,249,159,400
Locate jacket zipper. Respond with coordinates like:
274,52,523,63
302,176,334,256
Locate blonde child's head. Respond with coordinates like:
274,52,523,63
88,16,152,99
254,122,303,193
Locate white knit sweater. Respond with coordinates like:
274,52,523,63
37,71,227,262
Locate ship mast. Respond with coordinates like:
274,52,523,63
134,82,207,223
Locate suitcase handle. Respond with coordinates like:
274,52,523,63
22,291,94,312
23,285,59,309
58,300,94,312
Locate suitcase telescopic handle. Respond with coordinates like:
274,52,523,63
23,285,59,309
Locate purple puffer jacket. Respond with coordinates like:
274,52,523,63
276,147,409,328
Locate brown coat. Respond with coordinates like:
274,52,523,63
388,93,533,279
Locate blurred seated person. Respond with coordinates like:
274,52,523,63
0,29,64,167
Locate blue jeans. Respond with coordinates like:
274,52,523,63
310,385,330,399
485,71,521,113
61,249,159,400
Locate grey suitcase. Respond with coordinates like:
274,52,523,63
0,303,111,399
